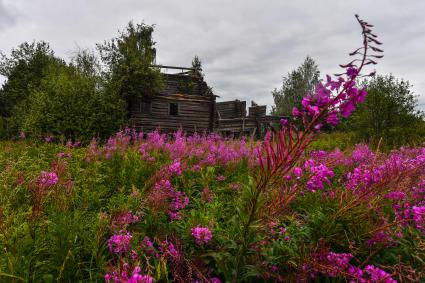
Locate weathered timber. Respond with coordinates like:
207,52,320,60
128,64,284,137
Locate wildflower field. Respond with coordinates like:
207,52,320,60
1,128,425,282
1,16,425,283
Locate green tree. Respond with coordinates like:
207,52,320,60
9,50,126,142
191,55,203,78
0,41,62,117
97,21,163,105
343,74,425,147
272,56,320,116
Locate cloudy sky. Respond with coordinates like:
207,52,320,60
1,0,424,111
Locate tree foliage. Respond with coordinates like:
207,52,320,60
97,21,163,102
28,53,124,141
342,74,425,147
191,55,204,78
2,47,126,141
0,41,61,117
272,56,320,116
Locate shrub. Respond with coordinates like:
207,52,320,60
9,62,126,142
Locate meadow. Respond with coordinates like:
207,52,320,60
0,129,424,282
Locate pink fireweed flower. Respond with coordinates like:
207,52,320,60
301,96,312,108
141,236,156,255
19,131,26,139
127,272,154,283
351,143,375,165
364,265,396,283
112,211,139,228
366,230,395,247
326,252,353,277
346,67,359,78
340,101,355,118
304,159,315,170
229,183,241,190
293,167,303,178
107,233,132,254
348,266,364,279
201,187,214,203
66,140,73,148
292,107,301,117
385,192,406,201
58,152,72,159
307,105,320,117
44,135,54,143
164,240,179,258
191,226,212,245
306,164,334,192
326,111,340,127
38,171,58,187
412,205,425,231
346,165,383,192
154,179,173,192
216,175,226,182
279,118,288,126
170,191,189,211
168,159,182,176
192,164,202,172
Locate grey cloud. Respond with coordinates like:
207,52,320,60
0,0,14,30
0,0,424,110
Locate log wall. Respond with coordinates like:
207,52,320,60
216,100,246,119
129,94,215,132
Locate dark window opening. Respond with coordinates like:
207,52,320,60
140,100,151,114
169,102,179,116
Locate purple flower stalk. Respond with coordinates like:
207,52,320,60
107,233,132,254
38,171,58,187
191,226,212,245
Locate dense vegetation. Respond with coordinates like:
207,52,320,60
341,75,425,148
0,22,162,142
1,130,424,282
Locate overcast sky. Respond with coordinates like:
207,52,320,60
1,0,424,111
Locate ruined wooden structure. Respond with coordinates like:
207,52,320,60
129,66,215,133
129,65,283,136
216,100,282,137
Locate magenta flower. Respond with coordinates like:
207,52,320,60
216,175,226,182
107,233,132,254
346,67,359,78
306,164,334,192
229,183,241,190
293,167,303,178
38,171,58,187
412,205,425,231
168,159,182,176
364,265,396,283
340,101,355,118
292,107,301,117
326,111,339,127
170,191,189,211
280,118,288,126
44,135,54,143
301,96,312,108
326,252,353,276
191,226,212,245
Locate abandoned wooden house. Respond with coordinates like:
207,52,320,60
129,65,283,136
